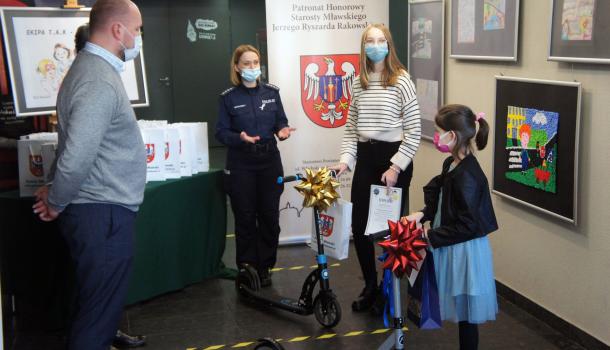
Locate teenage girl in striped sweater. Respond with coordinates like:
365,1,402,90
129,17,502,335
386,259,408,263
332,23,422,312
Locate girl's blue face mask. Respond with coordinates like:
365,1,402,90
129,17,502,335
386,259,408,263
365,42,389,63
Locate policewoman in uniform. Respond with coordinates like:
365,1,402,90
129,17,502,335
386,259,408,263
216,44,295,287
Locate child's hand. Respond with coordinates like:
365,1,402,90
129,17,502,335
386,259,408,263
400,211,424,227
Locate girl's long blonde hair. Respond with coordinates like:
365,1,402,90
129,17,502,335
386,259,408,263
359,24,406,90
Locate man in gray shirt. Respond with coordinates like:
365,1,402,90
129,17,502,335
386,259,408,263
33,0,145,348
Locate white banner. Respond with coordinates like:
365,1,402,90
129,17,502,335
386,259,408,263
266,0,389,244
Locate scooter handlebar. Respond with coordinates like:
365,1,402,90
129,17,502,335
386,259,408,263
277,170,338,184
277,174,303,184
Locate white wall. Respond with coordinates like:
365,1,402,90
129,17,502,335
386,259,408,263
408,0,610,345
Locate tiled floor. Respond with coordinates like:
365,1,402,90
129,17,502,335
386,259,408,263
115,241,585,350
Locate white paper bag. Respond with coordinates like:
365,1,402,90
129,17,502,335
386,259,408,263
40,142,57,184
17,140,46,197
163,127,181,179
140,128,166,182
310,198,352,260
191,122,209,173
175,125,194,177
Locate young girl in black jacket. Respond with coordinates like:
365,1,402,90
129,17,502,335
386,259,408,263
404,104,498,350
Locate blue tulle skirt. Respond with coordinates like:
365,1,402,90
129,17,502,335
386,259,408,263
431,190,498,324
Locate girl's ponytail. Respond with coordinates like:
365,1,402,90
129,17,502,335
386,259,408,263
475,117,490,150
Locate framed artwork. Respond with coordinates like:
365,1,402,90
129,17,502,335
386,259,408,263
0,7,149,116
408,0,444,140
450,0,520,61
548,0,610,64
493,76,581,224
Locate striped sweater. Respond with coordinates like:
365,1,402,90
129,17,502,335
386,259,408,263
339,71,422,171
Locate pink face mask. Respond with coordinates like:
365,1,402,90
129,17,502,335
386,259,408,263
433,131,453,153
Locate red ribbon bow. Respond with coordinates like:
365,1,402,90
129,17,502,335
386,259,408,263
377,219,428,278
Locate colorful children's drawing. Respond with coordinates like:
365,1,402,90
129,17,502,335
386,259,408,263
505,106,559,193
561,0,595,41
411,17,432,59
483,0,506,31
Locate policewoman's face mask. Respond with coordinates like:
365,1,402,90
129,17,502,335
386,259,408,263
240,68,261,82
119,23,142,62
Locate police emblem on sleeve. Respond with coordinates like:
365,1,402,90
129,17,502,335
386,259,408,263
300,54,359,128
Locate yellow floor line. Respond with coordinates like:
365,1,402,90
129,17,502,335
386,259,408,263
270,267,284,272
344,331,364,337
287,336,310,342
195,325,402,349
316,333,337,339
289,266,305,270
231,342,254,348
371,328,391,334
226,234,235,238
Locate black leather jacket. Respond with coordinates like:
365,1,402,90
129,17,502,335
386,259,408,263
421,154,498,248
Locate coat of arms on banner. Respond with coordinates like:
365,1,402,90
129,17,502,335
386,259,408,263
164,142,170,160
319,213,335,237
146,144,155,163
300,54,359,128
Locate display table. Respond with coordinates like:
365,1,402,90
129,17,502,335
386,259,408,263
0,170,227,332
126,170,227,304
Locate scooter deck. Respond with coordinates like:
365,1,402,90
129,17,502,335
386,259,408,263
239,285,313,316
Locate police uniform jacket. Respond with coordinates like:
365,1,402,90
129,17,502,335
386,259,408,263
216,83,289,169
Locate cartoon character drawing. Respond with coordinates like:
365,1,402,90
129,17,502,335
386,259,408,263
53,43,74,80
519,124,531,174
37,58,59,94
534,144,551,189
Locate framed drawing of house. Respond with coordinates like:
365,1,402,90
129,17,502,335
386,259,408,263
548,0,610,64
493,76,581,224
408,0,444,140
450,0,520,61
0,7,149,116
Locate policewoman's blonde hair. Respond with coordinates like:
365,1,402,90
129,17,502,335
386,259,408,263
230,44,261,86
358,24,406,90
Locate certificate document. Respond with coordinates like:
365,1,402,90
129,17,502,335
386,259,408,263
364,185,402,235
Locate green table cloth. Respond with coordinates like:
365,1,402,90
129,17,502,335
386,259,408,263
126,170,227,303
0,169,227,332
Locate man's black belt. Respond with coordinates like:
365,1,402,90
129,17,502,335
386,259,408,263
243,142,276,153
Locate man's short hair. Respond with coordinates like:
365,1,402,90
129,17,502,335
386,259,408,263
89,0,132,33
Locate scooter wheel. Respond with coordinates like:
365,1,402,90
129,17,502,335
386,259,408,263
313,294,342,328
254,337,284,350
236,264,261,293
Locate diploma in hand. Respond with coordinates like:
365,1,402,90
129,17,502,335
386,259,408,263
364,185,402,235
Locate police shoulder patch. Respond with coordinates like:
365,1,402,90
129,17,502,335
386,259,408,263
264,83,280,91
220,87,236,96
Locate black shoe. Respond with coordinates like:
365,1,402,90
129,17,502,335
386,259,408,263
351,285,378,312
258,268,272,288
370,287,387,316
113,330,146,348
